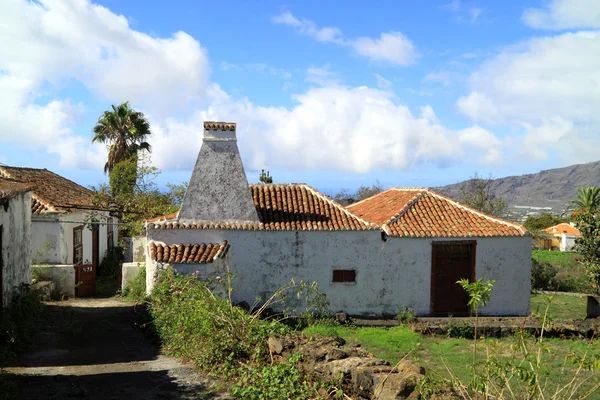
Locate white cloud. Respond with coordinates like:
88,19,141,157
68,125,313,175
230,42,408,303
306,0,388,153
273,11,417,66
0,0,210,168
523,0,600,30
457,30,600,165
306,65,341,86
220,62,291,79
458,126,503,164
424,70,453,86
375,74,392,89
442,0,484,24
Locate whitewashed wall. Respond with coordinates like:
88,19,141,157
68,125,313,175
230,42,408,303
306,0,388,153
1,192,32,307
146,228,532,317
32,211,118,265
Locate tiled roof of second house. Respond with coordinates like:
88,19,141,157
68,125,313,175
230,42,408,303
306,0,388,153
148,241,230,263
0,166,96,214
348,188,528,238
147,184,377,231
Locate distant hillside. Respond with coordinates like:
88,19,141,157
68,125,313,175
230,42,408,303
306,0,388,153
435,161,600,213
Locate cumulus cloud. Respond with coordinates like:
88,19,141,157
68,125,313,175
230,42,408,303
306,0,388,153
456,30,600,165
272,11,417,66
0,0,210,168
523,0,600,30
220,62,292,79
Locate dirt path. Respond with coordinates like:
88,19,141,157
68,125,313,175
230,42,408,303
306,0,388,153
2,298,231,400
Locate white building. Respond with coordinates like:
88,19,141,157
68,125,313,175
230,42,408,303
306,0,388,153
0,166,118,296
0,177,33,308
145,122,532,317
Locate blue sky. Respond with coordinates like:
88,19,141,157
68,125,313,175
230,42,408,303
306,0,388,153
1,0,599,195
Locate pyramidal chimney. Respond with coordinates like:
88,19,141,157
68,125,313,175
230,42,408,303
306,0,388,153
177,122,260,224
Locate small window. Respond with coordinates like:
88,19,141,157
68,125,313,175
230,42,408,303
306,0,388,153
332,269,356,283
73,226,83,265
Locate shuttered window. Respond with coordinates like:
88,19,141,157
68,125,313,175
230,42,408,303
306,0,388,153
332,269,356,283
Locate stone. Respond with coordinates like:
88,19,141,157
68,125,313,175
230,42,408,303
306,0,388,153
237,301,250,312
587,296,600,319
267,336,285,355
31,281,55,300
318,356,388,377
371,372,421,399
335,312,348,323
352,361,424,399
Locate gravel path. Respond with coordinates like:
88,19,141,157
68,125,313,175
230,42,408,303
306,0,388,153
2,298,230,400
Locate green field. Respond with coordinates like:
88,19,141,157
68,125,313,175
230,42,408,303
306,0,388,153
532,250,591,293
303,294,599,397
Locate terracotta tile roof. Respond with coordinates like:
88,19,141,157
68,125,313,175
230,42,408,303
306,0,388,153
147,184,377,231
0,166,96,214
148,241,229,263
204,121,236,131
0,177,35,198
349,188,527,238
544,223,580,236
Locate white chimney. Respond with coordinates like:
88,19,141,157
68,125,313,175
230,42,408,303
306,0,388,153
177,122,260,224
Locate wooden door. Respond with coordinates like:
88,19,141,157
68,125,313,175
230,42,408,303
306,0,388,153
92,225,99,269
431,241,476,316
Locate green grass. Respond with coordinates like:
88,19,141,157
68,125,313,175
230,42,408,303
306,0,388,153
531,294,587,320
532,250,581,268
303,322,600,396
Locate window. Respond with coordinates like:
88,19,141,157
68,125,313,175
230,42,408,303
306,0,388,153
332,269,356,283
107,217,114,249
73,226,83,265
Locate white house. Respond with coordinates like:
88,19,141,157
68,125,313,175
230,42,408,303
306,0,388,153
544,223,580,252
145,122,532,317
0,177,33,308
0,166,118,296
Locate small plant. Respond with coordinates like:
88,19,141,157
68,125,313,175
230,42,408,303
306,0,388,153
396,307,416,324
120,266,146,302
457,278,495,369
531,259,558,291
446,321,473,339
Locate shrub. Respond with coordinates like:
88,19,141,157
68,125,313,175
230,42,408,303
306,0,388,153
98,246,123,277
148,267,326,399
121,266,147,302
531,259,558,290
396,307,416,324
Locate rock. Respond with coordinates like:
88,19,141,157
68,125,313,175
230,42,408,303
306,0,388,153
32,281,55,300
325,347,349,362
237,301,250,312
352,361,424,399
587,296,600,319
268,336,285,355
318,356,388,377
336,312,348,323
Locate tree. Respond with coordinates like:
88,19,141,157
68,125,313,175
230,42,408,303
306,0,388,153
457,172,507,217
259,170,273,184
334,180,384,206
573,212,600,294
92,101,152,175
523,212,567,232
568,186,600,215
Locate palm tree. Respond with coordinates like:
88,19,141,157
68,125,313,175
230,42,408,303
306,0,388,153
92,102,152,174
569,186,600,215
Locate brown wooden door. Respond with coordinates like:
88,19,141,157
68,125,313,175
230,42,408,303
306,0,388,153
92,226,99,269
431,242,476,315
75,264,96,297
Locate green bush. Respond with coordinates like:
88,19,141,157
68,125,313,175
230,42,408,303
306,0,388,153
121,266,147,302
148,268,327,398
98,246,123,277
0,284,43,362
531,259,558,290
396,307,416,324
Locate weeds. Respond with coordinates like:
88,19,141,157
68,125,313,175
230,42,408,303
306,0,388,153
120,266,147,302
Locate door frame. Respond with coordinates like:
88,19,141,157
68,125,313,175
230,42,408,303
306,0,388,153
430,240,477,316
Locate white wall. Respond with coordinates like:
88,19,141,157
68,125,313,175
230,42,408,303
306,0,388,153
32,211,118,265
1,192,32,307
146,228,532,317
560,234,577,252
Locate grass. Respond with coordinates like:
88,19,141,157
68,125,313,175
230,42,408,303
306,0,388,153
530,293,587,320
532,250,591,293
303,293,598,396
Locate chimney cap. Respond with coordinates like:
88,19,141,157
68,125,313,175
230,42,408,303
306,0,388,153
204,121,236,131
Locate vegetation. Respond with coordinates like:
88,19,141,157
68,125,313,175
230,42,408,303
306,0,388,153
120,266,147,302
569,186,600,215
457,172,507,217
524,212,569,232
333,180,384,206
149,267,329,399
572,211,600,294
532,250,591,293
530,294,587,320
91,155,185,237
92,101,151,176
259,169,273,184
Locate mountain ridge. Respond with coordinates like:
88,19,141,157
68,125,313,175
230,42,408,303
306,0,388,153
434,161,600,213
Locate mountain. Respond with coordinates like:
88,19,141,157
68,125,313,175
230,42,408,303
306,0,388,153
435,161,600,213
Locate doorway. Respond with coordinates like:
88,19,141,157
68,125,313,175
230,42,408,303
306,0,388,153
431,241,476,316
